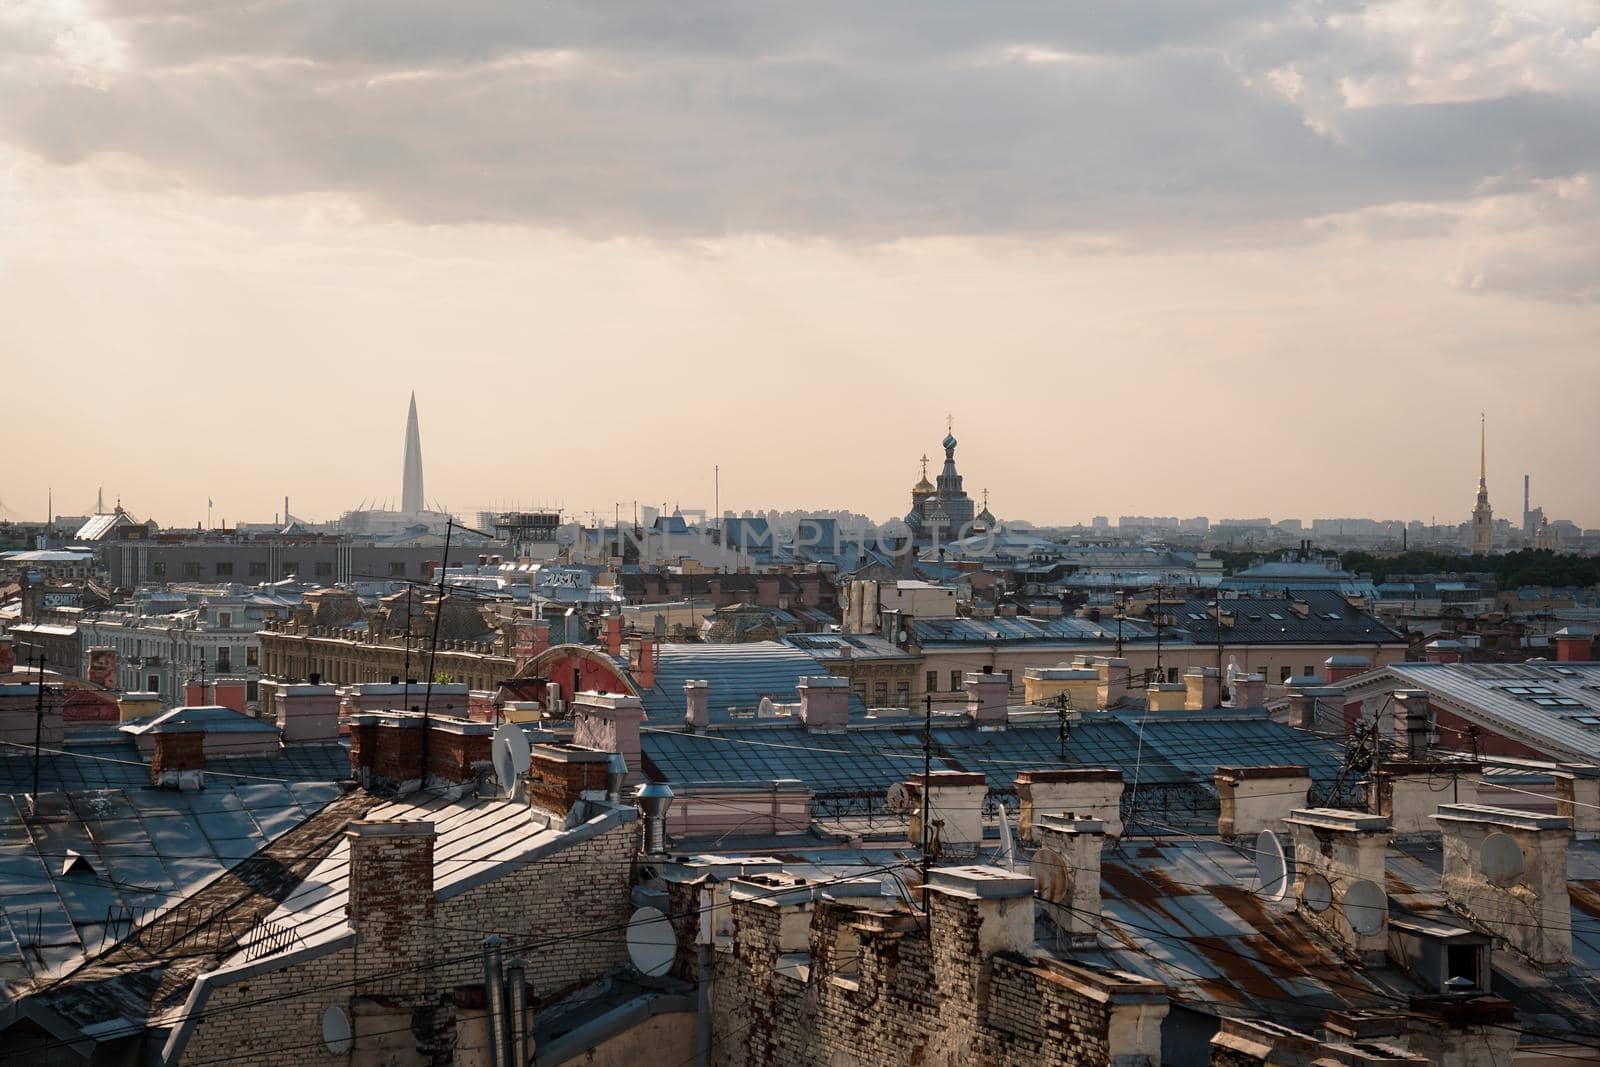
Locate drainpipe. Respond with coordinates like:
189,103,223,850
482,935,507,1067
506,957,529,1066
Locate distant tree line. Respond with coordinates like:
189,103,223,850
1341,549,1600,589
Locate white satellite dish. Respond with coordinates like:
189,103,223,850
885,782,912,814
321,1004,352,1055
1342,879,1386,936
758,696,775,717
492,722,532,795
1254,830,1287,902
625,905,676,977
1033,844,1073,905
1302,872,1332,912
1480,832,1524,887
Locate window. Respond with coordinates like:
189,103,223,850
247,646,259,667
1280,666,1293,681
151,561,167,577
148,674,160,692
895,682,910,706
282,561,299,576
248,561,269,578
950,670,962,692
246,680,259,702
1532,696,1585,709
851,683,867,704
873,681,888,705
314,561,334,578
1267,612,1284,620
215,561,234,577
218,612,232,628
926,671,938,693
1304,666,1315,678
216,647,231,672
1504,685,1556,697
389,561,407,577
182,562,202,577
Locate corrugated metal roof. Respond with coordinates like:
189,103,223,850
643,724,946,793
910,616,1165,646
0,740,350,794
1371,661,1600,763
635,642,865,724
0,780,344,986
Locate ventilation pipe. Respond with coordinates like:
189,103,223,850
637,781,675,857
506,957,529,1067
482,935,508,1067
605,753,628,803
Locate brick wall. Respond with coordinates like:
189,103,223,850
710,885,1165,1066
176,817,639,1064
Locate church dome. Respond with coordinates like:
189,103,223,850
912,474,935,496
942,432,958,451
904,508,924,529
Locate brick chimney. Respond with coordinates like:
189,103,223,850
347,711,493,794
1286,808,1391,962
1324,655,1371,684
905,772,988,857
1145,682,1186,712
276,682,340,742
601,613,623,657
346,820,436,1000
1373,761,1480,836
1554,626,1594,662
964,669,1009,729
150,722,206,791
629,635,658,689
86,646,117,690
797,675,849,732
1393,690,1435,759
570,691,645,778
525,744,615,817
1094,656,1129,708
1015,768,1124,841
683,679,711,730
1433,804,1572,969
0,636,13,675
1553,767,1600,836
1284,680,1345,730
1227,674,1266,709
211,680,247,713
1214,765,1310,839
512,619,551,672
1404,994,1518,1066
1183,667,1220,710
1032,814,1105,944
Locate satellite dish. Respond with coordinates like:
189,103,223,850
1254,830,1287,902
1480,832,1524,887
885,782,912,814
492,723,532,794
1302,872,1332,912
321,1004,352,1055
625,906,675,977
1342,879,1386,936
758,696,775,717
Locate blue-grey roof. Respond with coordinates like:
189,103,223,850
1180,591,1403,645
119,705,280,737
642,724,944,793
635,642,866,724
0,778,346,987
910,615,1164,646
0,738,351,794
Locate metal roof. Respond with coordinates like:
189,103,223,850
642,724,947,793
634,642,866,724
782,634,917,661
1179,591,1404,645
1353,661,1600,764
0,739,350,794
118,705,281,737
910,615,1165,647
0,779,345,988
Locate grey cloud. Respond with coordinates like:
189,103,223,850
2,0,1596,286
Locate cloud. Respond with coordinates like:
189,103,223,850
0,0,1597,300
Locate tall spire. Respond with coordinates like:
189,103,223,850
402,392,425,513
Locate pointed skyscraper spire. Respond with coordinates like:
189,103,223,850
402,392,425,513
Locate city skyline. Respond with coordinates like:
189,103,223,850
3,3,1597,528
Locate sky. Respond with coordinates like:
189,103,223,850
2,1,1597,530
